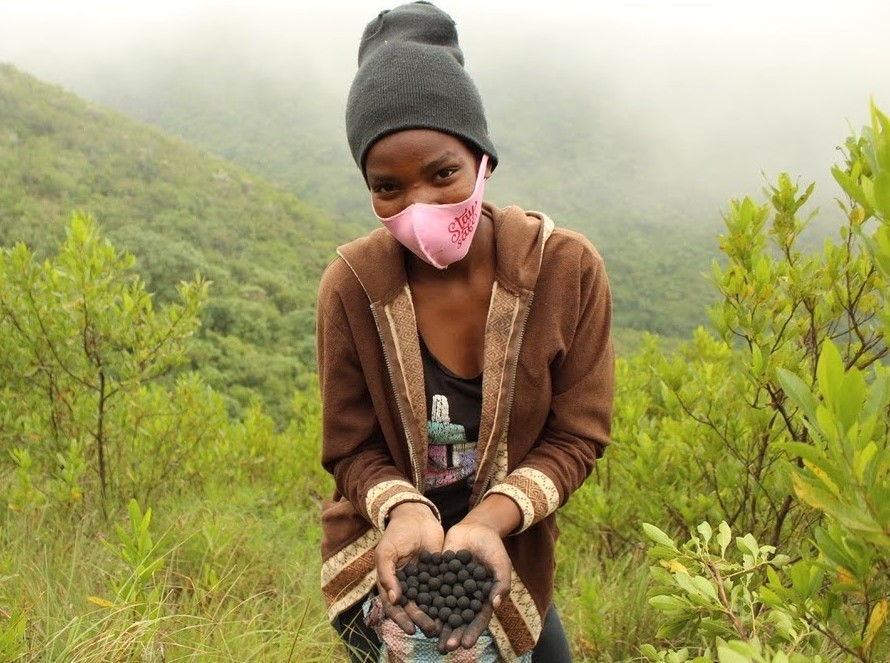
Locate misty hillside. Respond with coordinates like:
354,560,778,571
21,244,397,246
0,63,363,422
54,41,724,339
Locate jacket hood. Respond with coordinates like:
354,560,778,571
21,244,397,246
337,201,552,303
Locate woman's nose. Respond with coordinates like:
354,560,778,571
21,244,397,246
404,184,441,207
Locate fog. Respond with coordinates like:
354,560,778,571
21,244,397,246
2,0,890,220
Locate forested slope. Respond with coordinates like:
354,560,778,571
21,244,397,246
0,63,363,422
1,56,721,427
58,45,722,341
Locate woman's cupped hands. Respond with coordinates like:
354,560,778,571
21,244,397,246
375,501,512,652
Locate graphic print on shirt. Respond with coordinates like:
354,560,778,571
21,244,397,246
426,393,477,490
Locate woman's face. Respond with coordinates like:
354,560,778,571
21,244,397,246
364,129,489,219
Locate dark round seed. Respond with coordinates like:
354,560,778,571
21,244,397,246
418,584,428,594
463,579,477,593
452,584,466,598
473,566,487,581
440,584,451,596
443,550,456,562
443,571,457,585
419,550,431,564
439,562,449,574
473,590,484,601
399,580,408,593
404,564,418,576
418,571,431,584
433,595,445,608
482,581,492,595
399,594,409,607
470,599,482,612
439,607,452,621
457,569,470,582
449,613,464,628
445,595,458,608
466,562,477,574
407,576,419,588
461,608,475,623
430,552,443,565
448,558,463,573
397,570,407,581
428,576,441,591
406,587,417,600
457,596,470,610
417,592,431,606
428,606,439,618
456,550,472,564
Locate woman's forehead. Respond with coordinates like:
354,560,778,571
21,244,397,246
366,129,473,169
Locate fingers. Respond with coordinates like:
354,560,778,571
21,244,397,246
379,585,420,636
460,600,493,649
378,571,400,607
404,600,439,638
437,623,457,653
490,574,510,610
437,599,496,652
375,540,402,606
379,583,439,639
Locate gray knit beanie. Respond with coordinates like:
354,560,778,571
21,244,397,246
345,1,498,174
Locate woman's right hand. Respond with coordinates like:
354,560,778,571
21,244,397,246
376,502,444,637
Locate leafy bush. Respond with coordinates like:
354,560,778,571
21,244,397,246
0,213,221,515
633,103,889,662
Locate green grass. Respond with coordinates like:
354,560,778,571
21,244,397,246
2,477,662,662
2,485,344,662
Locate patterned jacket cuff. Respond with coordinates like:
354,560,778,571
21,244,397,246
366,479,440,531
483,467,560,534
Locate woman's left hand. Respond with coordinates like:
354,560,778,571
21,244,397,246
436,497,518,653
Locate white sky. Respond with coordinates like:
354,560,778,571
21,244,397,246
2,0,889,213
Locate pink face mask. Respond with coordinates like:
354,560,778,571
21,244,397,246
375,154,489,270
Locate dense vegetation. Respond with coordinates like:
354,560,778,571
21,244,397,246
0,63,368,423
1,60,888,662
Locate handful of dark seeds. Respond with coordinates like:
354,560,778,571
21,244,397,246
396,549,494,629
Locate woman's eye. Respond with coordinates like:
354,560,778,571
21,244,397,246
372,182,398,194
435,167,459,181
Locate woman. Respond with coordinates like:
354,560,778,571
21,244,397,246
316,2,614,661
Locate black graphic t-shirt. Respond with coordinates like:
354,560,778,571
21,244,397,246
419,338,482,529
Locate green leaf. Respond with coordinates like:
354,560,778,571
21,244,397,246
794,473,885,537
791,472,844,516
657,616,693,639
697,522,713,545
649,594,689,612
816,342,844,413
640,644,660,661
815,527,858,578
861,373,890,424
831,165,868,208
863,599,888,652
717,645,753,663
853,442,878,484
716,522,732,556
776,369,818,423
736,533,760,560
836,367,866,433
874,171,890,219
780,445,845,498
690,576,719,602
643,523,678,550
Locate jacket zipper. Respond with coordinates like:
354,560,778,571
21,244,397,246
474,291,535,506
370,304,423,489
